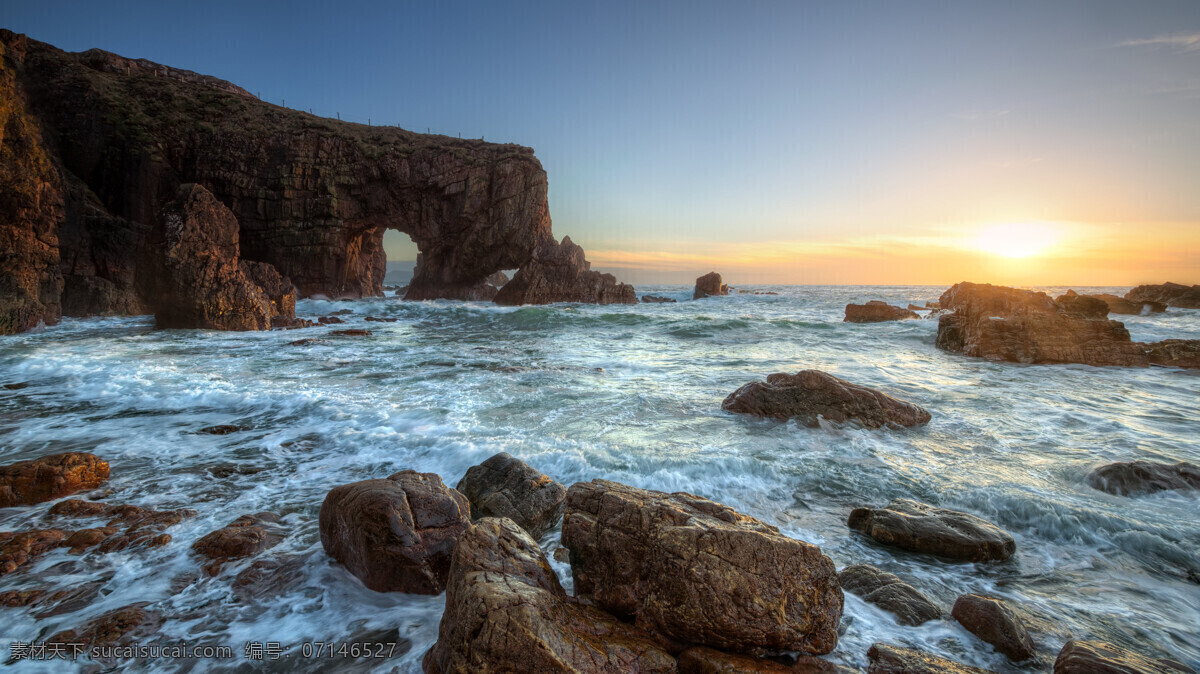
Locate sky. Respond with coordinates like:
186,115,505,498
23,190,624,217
3,1,1199,286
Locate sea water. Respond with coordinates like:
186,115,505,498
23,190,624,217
0,285,1197,672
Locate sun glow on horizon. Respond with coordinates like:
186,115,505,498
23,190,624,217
972,222,1059,258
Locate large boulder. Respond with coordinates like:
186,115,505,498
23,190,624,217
1053,640,1193,674
867,643,995,674
1085,461,1200,496
838,564,940,626
318,470,470,594
693,272,728,300
1125,282,1200,309
423,517,676,674
561,479,843,655
844,301,919,323
455,452,566,539
0,452,109,507
935,282,1148,367
722,370,931,429
848,499,1015,562
951,594,1036,662
494,236,635,305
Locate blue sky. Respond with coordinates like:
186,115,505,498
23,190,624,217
4,1,1199,284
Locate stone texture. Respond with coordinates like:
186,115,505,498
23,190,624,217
232,554,309,602
951,594,1036,662
0,529,69,574
848,498,1015,562
0,452,109,506
318,470,470,594
1089,293,1166,315
678,646,849,673
494,236,636,305
867,643,995,674
1144,340,1200,369
49,498,196,551
423,517,677,674
1125,283,1200,309
1053,640,1193,674
722,370,931,429
192,512,284,574
1086,461,1200,496
562,479,843,655
455,452,566,539
693,272,729,299
838,564,941,626
844,301,919,323
46,603,164,650
642,295,677,303
936,282,1148,367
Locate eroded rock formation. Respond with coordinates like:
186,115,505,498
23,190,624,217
951,594,1037,662
844,301,919,323
192,512,284,575
867,643,995,674
1125,282,1200,309
722,370,931,429
693,272,729,299
494,236,636,305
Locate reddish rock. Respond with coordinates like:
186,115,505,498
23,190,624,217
838,564,941,626
423,517,677,674
0,452,109,506
935,282,1148,367
678,646,849,673
0,529,69,574
318,315,345,324
951,594,1036,662
494,236,636,305
867,643,995,673
1125,282,1200,309
693,272,729,299
455,452,566,539
198,424,246,435
1145,340,1200,369
49,498,195,551
844,301,919,323
562,479,843,655
848,498,1015,562
1053,640,1193,674
319,470,470,594
1086,461,1200,496
46,603,164,649
722,370,931,429
192,512,284,574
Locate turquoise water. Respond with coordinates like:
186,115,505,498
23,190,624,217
1,285,1198,672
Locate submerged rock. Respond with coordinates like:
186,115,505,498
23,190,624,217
951,594,1037,662
867,643,995,674
49,498,196,551
232,554,309,602
1085,461,1200,496
192,512,284,575
318,470,470,594
642,294,677,303
0,452,109,507
1125,282,1200,309
1053,640,1193,674
562,479,843,655
197,424,246,435
423,517,676,674
844,301,919,323
455,452,566,539
838,564,941,626
848,498,1015,562
494,236,636,305
693,272,729,299
330,328,371,336
0,529,69,574
722,370,931,429
46,603,164,650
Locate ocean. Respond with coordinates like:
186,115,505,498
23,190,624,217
1,285,1198,672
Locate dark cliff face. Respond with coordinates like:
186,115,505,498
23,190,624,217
1,29,573,329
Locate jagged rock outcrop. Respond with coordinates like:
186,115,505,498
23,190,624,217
848,498,1015,562
0,452,109,507
844,301,919,323
423,517,677,674
562,479,843,655
455,452,566,539
693,272,728,299
722,370,931,429
1086,460,1200,496
935,282,1149,367
494,236,636,305
642,294,676,303
951,594,1036,662
1053,640,1193,674
1125,282,1200,309
838,564,941,626
1145,340,1200,369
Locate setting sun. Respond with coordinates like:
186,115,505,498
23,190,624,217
973,222,1059,258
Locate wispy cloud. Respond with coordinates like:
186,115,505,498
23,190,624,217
1117,33,1200,53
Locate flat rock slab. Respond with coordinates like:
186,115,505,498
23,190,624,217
1086,461,1200,496
0,452,110,507
722,370,931,429
562,479,843,655
838,564,941,626
848,498,1015,562
951,594,1036,662
455,452,566,539
868,643,996,673
1053,640,1194,674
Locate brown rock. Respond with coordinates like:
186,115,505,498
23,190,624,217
867,643,995,673
1144,340,1200,369
331,328,371,336
693,272,729,299
49,498,195,551
848,498,1015,562
455,452,566,539
494,236,636,305
642,294,677,303
0,452,109,506
46,603,164,649
198,424,246,435
562,479,843,655
423,517,677,674
907,304,925,311
838,564,941,626
844,301,920,323
722,370,931,429
1053,290,1110,319
678,646,849,673
1125,282,1200,309
364,315,399,322
318,470,470,594
0,529,68,574
936,282,1148,367
1086,461,1200,496
192,512,284,574
951,594,1036,662
240,259,296,318
232,554,308,601
1053,640,1193,674
318,315,345,324
1091,293,1166,315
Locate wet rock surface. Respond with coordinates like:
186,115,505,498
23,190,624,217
848,498,1016,562
1053,640,1194,674
0,452,109,507
722,370,931,429
844,301,919,323
562,479,843,655
867,643,996,673
46,602,164,650
838,564,941,626
192,512,284,575
1144,340,1200,369
0,529,69,574
1125,282,1200,309
494,236,636,305
318,470,470,594
642,294,677,303
423,517,676,674
48,498,197,552
1086,461,1200,496
951,594,1036,662
693,272,729,299
454,452,566,539
677,646,849,673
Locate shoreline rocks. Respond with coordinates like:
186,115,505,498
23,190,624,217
693,272,729,300
867,643,995,674
848,498,1015,562
1087,292,1166,315
838,564,940,626
722,370,931,429
844,301,919,323
0,452,109,507
455,452,566,539
642,294,677,303
1125,282,1200,309
192,512,284,575
951,594,1037,662
1085,461,1200,496
1053,640,1193,674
